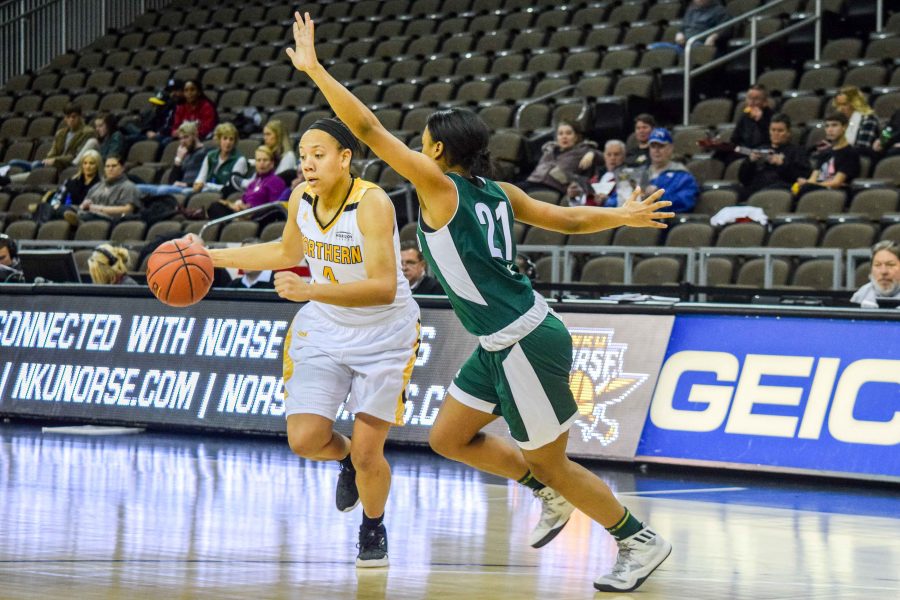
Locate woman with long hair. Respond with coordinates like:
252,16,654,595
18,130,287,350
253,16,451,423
201,118,421,568
88,244,135,285
34,149,102,224
832,86,880,153
285,12,675,594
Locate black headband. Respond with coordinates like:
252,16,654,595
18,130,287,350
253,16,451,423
307,118,358,156
93,246,119,265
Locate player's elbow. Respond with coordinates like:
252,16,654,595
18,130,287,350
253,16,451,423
374,278,397,305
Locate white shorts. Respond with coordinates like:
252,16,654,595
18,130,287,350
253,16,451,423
283,301,421,425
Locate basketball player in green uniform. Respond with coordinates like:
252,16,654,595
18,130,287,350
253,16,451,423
287,11,676,593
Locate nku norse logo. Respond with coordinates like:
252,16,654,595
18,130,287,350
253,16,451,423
568,328,648,446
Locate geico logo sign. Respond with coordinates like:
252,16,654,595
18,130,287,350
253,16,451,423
650,351,899,446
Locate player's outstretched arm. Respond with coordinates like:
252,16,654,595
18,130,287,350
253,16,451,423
206,187,306,270
285,12,455,223
499,183,674,234
273,189,399,306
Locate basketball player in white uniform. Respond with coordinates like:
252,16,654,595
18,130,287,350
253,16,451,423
206,118,421,567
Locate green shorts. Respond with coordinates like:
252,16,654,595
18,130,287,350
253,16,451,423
448,314,578,450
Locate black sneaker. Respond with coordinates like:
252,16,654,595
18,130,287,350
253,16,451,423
336,459,360,512
356,523,389,568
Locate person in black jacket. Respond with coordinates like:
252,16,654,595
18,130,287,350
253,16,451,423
738,113,809,195
400,241,444,295
731,84,773,152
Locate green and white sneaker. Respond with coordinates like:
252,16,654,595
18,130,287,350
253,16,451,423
594,526,672,592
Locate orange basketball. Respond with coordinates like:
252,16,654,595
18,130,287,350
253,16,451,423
146,238,214,307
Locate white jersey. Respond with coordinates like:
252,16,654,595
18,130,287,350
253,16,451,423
296,177,414,326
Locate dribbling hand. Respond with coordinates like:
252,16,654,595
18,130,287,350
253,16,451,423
618,187,674,229
286,12,319,73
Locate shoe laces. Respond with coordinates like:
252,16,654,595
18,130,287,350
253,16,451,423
534,488,566,525
358,526,385,552
610,544,642,576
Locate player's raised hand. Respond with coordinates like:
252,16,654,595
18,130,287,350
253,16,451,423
286,12,319,73
618,187,675,229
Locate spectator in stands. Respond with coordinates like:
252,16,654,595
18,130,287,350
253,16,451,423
33,149,102,224
676,0,730,50
567,139,628,207
731,84,773,154
874,107,900,158
135,121,207,198
738,113,809,195
206,145,285,219
92,112,124,161
514,253,537,282
0,104,95,184
193,122,248,193
0,233,24,283
626,114,655,167
226,238,276,289
400,241,444,295
135,78,184,143
524,120,597,196
64,155,141,225
851,241,900,308
88,244,137,285
171,79,218,141
233,119,298,190
832,86,879,155
793,112,860,199
634,128,698,213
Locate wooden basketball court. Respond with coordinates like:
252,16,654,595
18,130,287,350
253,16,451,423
0,424,897,599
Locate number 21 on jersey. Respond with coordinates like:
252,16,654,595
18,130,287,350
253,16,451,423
475,202,513,261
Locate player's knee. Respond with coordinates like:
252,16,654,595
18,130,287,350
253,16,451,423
524,460,560,488
350,446,383,473
428,427,460,459
287,431,327,459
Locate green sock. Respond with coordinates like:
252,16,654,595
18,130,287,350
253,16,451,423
517,470,546,491
606,507,644,541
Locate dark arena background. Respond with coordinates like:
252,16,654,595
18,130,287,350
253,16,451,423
1,1,898,598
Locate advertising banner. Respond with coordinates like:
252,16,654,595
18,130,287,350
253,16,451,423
0,295,672,460
638,314,900,479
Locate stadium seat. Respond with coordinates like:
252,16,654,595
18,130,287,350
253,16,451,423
820,223,877,250
748,189,793,218
795,190,846,220
612,227,662,247
36,220,72,241
633,256,682,285
735,258,790,287
767,222,821,247
579,256,625,284
791,259,837,289
665,223,715,248
716,223,767,247
109,221,146,243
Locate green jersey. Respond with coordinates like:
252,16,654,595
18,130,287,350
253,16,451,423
418,173,546,344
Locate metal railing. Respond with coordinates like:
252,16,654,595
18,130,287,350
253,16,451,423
683,0,822,125
198,201,287,239
1,0,171,87
846,247,872,289
14,239,864,291
697,247,843,289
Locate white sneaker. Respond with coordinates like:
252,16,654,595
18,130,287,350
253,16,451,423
529,487,575,548
594,526,672,592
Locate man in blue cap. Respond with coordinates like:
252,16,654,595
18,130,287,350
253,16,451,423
634,128,698,213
